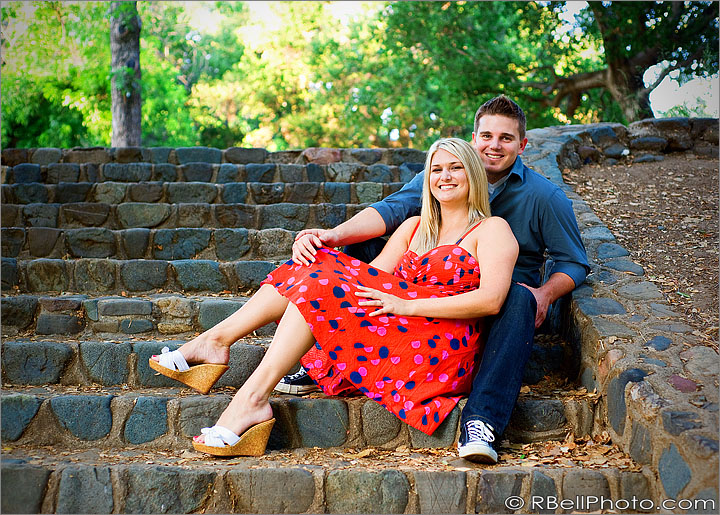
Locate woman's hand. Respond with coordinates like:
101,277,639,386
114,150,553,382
355,285,412,317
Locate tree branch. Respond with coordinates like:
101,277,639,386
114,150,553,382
524,67,610,116
638,45,706,96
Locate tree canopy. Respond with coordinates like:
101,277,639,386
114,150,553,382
2,1,717,150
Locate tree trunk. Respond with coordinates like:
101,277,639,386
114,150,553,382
604,63,654,122
110,2,141,146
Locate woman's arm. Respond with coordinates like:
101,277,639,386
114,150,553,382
356,217,518,318
366,216,420,274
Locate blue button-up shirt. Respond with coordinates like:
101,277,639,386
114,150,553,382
370,156,589,288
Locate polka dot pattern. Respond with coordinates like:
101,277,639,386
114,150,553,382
261,227,485,436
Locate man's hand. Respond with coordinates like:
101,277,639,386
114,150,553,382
292,229,341,266
518,272,576,329
518,283,550,328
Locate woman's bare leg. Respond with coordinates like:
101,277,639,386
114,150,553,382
153,284,290,365
196,301,316,439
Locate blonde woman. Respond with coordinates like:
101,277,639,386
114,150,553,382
151,138,518,456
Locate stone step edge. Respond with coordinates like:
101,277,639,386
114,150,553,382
1,338,268,391
2,458,661,515
2,145,427,169
1,456,659,515
3,256,286,297
2,180,408,205
1,293,271,337
2,226,300,262
2,388,596,451
2,161,420,184
1,201,370,232
0,334,575,387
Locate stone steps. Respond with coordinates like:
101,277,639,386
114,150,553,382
1,384,595,452
1,146,426,181
1,161,422,185
1,338,268,389
1,202,368,231
1,447,655,515
0,326,576,386
2,257,282,295
2,226,298,261
1,180,407,205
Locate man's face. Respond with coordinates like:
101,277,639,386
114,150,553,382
472,114,528,179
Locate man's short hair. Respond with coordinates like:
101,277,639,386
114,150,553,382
473,95,526,140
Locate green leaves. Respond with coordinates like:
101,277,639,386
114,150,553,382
2,1,716,149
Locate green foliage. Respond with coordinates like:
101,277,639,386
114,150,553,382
368,1,569,144
2,1,112,146
2,1,717,150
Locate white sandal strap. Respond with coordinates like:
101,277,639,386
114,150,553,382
158,346,190,372
200,425,241,447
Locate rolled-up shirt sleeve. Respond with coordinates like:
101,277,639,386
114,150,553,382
541,190,590,287
370,171,424,235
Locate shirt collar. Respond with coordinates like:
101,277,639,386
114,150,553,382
488,156,525,201
506,155,526,182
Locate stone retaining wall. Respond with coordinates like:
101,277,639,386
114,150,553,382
522,117,718,505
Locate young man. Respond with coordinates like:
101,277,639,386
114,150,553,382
278,95,589,463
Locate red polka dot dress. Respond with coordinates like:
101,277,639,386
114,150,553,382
262,221,486,435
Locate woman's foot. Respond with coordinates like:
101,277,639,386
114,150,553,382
151,333,230,367
193,389,274,445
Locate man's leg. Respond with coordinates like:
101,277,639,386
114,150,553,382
458,283,537,462
275,237,387,394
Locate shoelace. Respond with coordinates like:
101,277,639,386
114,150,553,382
284,367,308,381
465,420,495,443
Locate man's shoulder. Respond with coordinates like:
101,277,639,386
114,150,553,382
517,164,565,201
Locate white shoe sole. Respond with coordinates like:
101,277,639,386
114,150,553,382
273,382,320,395
458,443,498,464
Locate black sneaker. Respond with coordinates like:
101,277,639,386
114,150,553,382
274,366,320,395
458,419,498,463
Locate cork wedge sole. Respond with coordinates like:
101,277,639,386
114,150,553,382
148,359,229,394
192,418,276,457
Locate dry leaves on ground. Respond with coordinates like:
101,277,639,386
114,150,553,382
563,154,718,350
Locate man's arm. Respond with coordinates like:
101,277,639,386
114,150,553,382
521,188,589,328
292,172,425,265
292,207,387,265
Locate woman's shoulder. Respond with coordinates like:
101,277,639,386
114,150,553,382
471,216,516,244
476,216,511,232
402,215,421,226
398,216,421,233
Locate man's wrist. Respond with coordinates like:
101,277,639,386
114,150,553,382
538,273,576,305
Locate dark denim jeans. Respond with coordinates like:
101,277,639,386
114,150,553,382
458,282,536,436
345,240,538,437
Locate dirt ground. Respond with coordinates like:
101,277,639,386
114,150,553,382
562,153,718,350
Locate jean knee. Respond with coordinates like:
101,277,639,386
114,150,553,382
505,283,537,318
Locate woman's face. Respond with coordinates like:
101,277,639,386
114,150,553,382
429,148,469,205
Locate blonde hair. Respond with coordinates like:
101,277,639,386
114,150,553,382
410,138,491,255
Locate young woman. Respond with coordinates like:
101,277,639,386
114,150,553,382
151,138,518,456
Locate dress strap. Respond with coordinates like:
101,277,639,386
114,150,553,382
408,219,422,246
455,219,485,244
